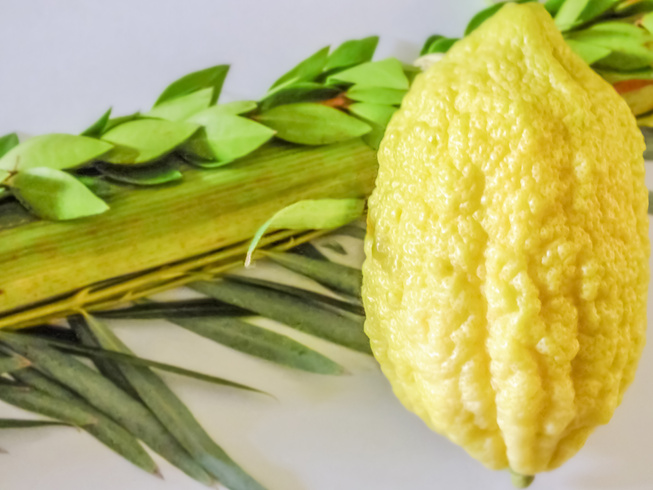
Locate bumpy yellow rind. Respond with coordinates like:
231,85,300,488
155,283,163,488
362,3,649,476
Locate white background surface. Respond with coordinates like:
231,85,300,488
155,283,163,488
1,1,652,490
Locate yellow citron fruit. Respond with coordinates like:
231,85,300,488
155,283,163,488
362,2,649,480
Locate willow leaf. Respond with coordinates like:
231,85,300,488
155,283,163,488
258,103,371,145
81,314,266,490
0,133,20,159
324,36,379,72
94,300,249,320
266,252,362,298
327,58,409,90
191,280,371,354
0,384,97,427
102,119,199,164
146,88,213,121
11,167,109,221
225,275,365,316
0,134,113,172
168,313,345,375
246,198,365,264
81,108,112,137
11,368,159,476
0,418,69,429
154,65,229,106
0,332,214,485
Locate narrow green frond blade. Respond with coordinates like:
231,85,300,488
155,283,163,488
81,108,112,137
154,65,229,106
94,300,249,320
270,46,330,91
0,418,70,429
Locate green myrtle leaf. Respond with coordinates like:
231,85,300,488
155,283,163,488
154,64,229,106
99,145,142,164
186,101,259,126
200,100,258,116
614,0,653,16
257,103,371,145
545,0,566,16
577,22,652,41
145,88,212,121
420,35,443,56
361,120,386,150
566,39,612,64
182,115,275,167
81,108,112,137
424,37,459,54
0,134,113,172
0,133,20,159
555,0,591,30
575,0,621,25
348,103,397,127
324,36,379,72
642,12,653,35
597,67,653,82
103,112,142,133
102,119,199,164
10,167,109,220
246,198,365,264
327,58,409,90
567,26,653,70
95,160,183,186
72,176,119,198
464,2,505,35
346,86,406,105
269,46,330,91
259,82,341,112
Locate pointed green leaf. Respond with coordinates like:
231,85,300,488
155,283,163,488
420,35,444,56
642,12,653,35
575,22,652,41
568,26,653,70
145,88,213,121
321,241,347,255
348,103,397,127
614,0,653,16
154,65,229,106
191,280,371,354
424,37,458,54
182,115,274,167
10,167,109,221
324,36,379,71
0,133,20,159
0,384,97,427
102,119,199,164
166,314,344,375
12,368,159,476
75,175,119,199
361,120,386,150
545,0,566,16
0,333,213,485
103,112,142,133
576,0,621,25
0,419,70,429
0,134,113,171
96,160,183,186
328,58,409,89
291,242,329,261
246,198,364,264
464,2,505,35
258,103,371,145
0,354,30,374
226,275,365,316
259,82,340,112
94,300,249,320
555,0,591,30
566,39,612,64
194,100,258,118
269,46,330,91
81,108,112,137
346,86,406,105
267,252,362,297
80,315,266,490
